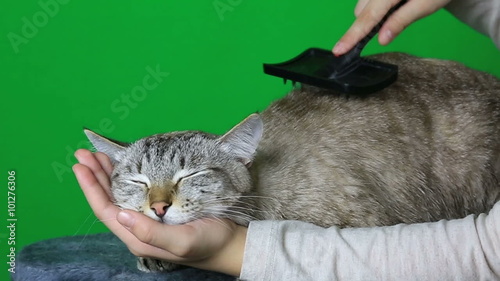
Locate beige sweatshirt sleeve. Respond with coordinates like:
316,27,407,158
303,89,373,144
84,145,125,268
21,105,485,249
240,201,500,281
446,0,500,48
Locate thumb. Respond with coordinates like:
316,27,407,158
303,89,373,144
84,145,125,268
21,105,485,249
117,210,136,229
117,210,194,256
117,210,164,246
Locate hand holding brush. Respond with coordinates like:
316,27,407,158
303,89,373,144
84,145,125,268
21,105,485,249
333,0,452,56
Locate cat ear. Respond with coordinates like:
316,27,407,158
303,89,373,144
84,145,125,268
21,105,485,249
83,129,127,163
218,114,263,165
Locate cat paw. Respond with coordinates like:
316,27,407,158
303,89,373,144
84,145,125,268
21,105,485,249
137,257,179,272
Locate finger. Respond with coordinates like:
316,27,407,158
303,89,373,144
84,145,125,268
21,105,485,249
117,210,197,260
75,149,111,191
73,163,172,258
94,152,113,177
94,152,115,199
73,163,118,223
73,163,129,241
334,0,398,55
354,0,370,17
378,0,451,45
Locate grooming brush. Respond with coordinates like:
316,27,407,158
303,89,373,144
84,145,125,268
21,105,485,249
263,1,407,95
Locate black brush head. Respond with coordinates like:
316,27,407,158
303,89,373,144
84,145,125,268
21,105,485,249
263,48,398,95
263,1,407,95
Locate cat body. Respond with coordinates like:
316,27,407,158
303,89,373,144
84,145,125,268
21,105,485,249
253,78,500,227
85,53,500,271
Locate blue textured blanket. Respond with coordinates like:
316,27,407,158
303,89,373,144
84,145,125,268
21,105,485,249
12,233,234,281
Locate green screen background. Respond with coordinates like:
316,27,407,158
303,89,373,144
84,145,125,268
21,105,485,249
1,0,499,278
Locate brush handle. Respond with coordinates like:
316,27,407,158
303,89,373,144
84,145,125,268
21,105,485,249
342,0,408,63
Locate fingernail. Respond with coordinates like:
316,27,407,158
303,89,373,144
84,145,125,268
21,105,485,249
382,30,393,44
333,42,345,56
117,211,135,228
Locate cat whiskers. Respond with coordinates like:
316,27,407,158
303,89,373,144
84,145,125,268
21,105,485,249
73,211,94,237
205,194,280,206
237,195,286,218
203,194,284,219
202,206,256,225
200,216,234,232
74,212,118,250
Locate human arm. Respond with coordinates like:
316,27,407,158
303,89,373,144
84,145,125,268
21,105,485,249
446,0,500,49
72,149,247,276
240,204,500,281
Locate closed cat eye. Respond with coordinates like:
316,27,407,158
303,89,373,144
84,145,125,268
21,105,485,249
128,180,148,187
172,170,209,187
177,170,209,183
184,171,207,179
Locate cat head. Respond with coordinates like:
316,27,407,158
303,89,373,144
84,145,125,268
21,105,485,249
84,114,263,225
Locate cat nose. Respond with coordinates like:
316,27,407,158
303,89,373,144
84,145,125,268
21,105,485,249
150,202,170,218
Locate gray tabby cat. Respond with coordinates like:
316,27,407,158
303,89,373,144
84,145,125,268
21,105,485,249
85,53,500,272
